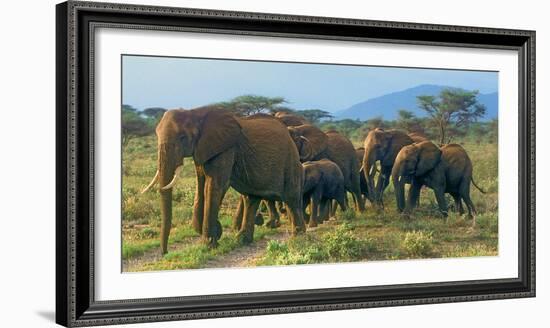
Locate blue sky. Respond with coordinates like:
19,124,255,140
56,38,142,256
122,55,498,113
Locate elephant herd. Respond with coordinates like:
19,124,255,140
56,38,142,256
142,106,485,254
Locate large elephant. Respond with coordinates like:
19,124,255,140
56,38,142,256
362,128,427,206
302,159,347,227
287,124,365,213
142,107,306,253
391,141,485,224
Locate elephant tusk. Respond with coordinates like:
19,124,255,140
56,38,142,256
141,170,159,194
369,164,376,177
161,166,182,190
299,135,310,143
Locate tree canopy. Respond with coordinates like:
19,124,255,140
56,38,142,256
142,107,167,120
418,88,486,144
294,109,333,124
217,95,288,116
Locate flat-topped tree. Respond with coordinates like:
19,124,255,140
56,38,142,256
418,88,486,144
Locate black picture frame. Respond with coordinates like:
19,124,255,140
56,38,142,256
56,1,536,326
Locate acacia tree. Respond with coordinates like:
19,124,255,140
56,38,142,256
294,109,333,124
218,95,288,116
417,88,486,144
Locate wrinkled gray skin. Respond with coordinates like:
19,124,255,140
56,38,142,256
147,108,306,253
392,141,484,225
232,111,309,229
362,128,427,207
302,159,347,227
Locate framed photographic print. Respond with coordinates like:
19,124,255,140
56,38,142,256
56,1,535,326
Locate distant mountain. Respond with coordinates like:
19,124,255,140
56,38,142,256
336,84,498,121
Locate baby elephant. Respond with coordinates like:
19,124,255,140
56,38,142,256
302,159,347,228
392,141,485,224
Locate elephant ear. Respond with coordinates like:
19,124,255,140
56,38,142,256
415,141,442,176
297,125,328,161
380,131,397,167
193,109,242,165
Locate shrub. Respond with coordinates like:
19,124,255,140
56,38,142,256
324,223,363,260
402,230,434,257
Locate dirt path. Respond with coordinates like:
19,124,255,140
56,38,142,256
123,230,291,271
122,237,200,272
204,231,290,268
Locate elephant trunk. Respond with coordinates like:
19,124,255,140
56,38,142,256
158,143,177,255
363,148,377,204
392,163,406,213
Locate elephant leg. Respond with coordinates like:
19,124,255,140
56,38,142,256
237,195,261,244
254,200,266,226
285,197,306,235
463,195,477,226
433,188,448,218
374,170,385,203
329,198,337,217
265,200,281,228
461,182,477,225
277,201,286,215
451,193,464,215
319,198,330,220
351,175,366,212
232,196,244,231
336,193,347,213
405,181,422,216
202,174,229,247
309,190,322,228
192,165,205,234
202,151,234,247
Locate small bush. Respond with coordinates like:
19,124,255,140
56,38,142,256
402,230,434,257
324,223,363,260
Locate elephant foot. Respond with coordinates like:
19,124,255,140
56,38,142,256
254,213,264,226
236,230,254,245
265,219,281,229
202,221,222,248
202,236,219,248
292,223,306,235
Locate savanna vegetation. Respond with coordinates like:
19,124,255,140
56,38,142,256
121,89,498,272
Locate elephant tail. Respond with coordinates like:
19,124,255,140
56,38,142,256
471,177,487,194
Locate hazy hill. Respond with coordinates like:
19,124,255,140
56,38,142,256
336,84,498,121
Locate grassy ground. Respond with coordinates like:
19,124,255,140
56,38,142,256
122,136,498,272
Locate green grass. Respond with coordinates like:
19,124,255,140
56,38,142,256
122,136,498,271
